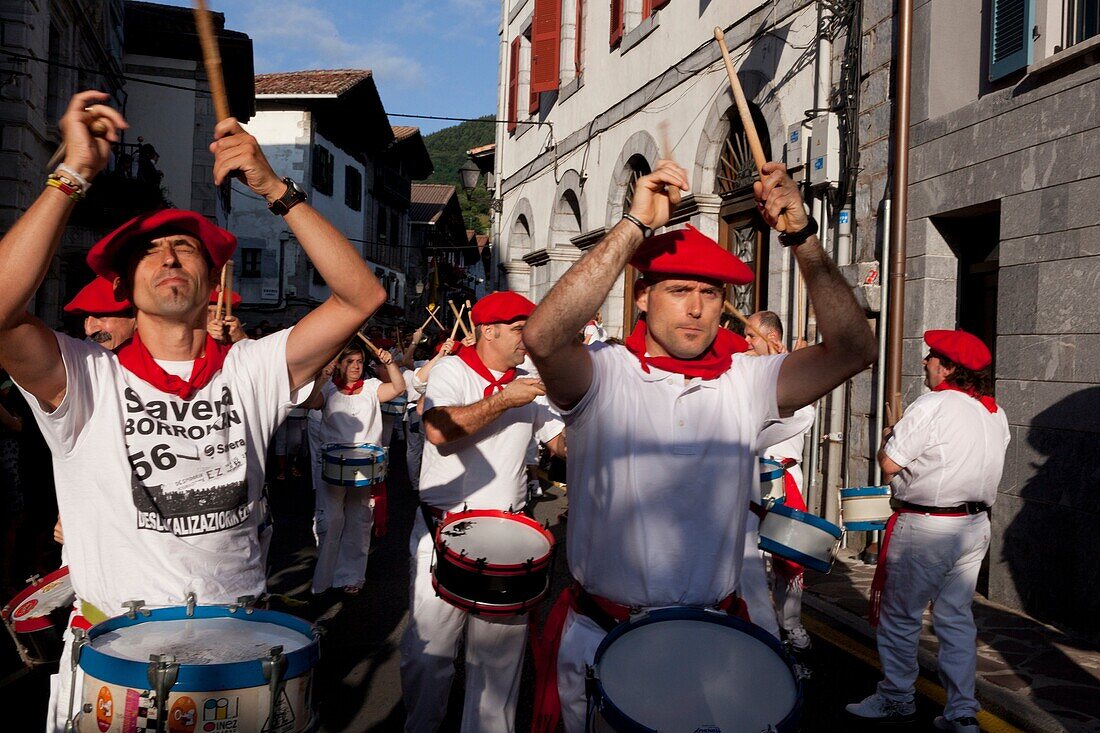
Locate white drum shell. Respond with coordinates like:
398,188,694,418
759,511,839,567
842,491,893,524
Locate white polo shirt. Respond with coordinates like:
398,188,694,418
560,342,786,607
319,378,384,447
419,355,564,511
883,389,1010,507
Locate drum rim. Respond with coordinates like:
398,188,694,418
435,509,554,571
80,606,320,691
431,575,549,616
844,520,889,531
766,503,843,539
840,486,891,498
4,566,72,627
590,606,803,732
321,442,387,466
758,536,833,573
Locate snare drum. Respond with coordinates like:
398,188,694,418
321,443,388,487
431,509,554,616
587,607,802,732
758,503,843,574
76,606,319,733
2,566,75,667
380,395,408,417
841,486,893,530
759,458,787,506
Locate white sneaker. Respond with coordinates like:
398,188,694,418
934,715,980,732
785,625,812,652
845,693,917,721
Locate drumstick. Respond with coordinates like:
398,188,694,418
223,259,234,320
656,120,682,209
425,305,447,332
193,0,232,122
46,118,110,171
448,304,465,341
215,263,228,321
357,331,381,358
449,301,473,340
714,27,791,230
416,311,435,332
465,299,476,335
723,300,773,353
795,271,804,343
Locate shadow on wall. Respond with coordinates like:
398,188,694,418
1002,385,1100,640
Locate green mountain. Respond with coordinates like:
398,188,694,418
423,116,495,234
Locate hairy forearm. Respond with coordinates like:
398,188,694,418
525,220,642,359
285,204,385,313
793,237,876,362
0,188,74,327
423,392,510,445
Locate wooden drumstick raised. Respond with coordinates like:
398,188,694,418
357,332,382,358
723,299,773,353
714,28,766,174
46,118,110,172
449,301,473,340
193,0,232,122
223,260,234,320
465,299,476,336
448,304,466,342
215,263,228,321
425,305,447,332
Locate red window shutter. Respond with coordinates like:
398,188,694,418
642,0,652,18
652,0,670,11
530,76,540,114
575,0,584,73
530,0,561,93
610,0,623,48
507,37,519,132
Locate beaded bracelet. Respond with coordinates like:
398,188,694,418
46,173,85,202
55,163,91,192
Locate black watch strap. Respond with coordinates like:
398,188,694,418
622,213,652,238
269,177,306,216
778,215,819,247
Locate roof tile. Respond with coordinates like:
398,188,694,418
255,69,372,96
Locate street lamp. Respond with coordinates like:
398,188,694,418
459,159,481,192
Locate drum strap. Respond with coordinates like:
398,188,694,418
419,502,444,533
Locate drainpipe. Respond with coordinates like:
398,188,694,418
873,197,892,486
885,0,915,426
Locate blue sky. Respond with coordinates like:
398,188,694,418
159,0,501,134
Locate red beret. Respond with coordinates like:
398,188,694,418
63,277,132,316
87,209,237,279
470,291,536,325
208,289,242,308
630,225,754,285
924,329,992,370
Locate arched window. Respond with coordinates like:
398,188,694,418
552,190,582,247
621,154,651,332
512,213,532,257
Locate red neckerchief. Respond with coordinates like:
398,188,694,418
623,320,748,379
116,330,230,400
933,381,998,413
332,373,364,395
457,346,516,397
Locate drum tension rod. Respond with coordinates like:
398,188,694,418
262,645,289,731
123,599,150,620
63,629,88,733
185,592,197,618
147,653,179,733
231,594,258,614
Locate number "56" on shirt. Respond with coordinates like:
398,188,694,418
129,443,177,481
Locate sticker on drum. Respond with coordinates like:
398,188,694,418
321,442,388,487
78,606,320,733
588,607,802,732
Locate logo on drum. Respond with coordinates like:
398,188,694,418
95,687,113,732
169,696,197,732
13,598,37,618
202,696,240,730
693,727,721,733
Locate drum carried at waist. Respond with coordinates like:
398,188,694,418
431,509,555,617
73,603,320,733
380,395,408,417
840,486,893,530
2,566,75,668
321,443,388,488
586,607,802,732
758,503,843,574
759,457,788,507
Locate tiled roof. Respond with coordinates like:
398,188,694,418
466,143,495,157
254,69,372,96
410,183,456,224
475,234,489,252
392,126,420,142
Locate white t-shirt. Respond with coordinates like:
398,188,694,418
319,378,383,447
883,389,1010,507
758,404,815,492
17,330,306,615
418,355,564,511
403,364,426,426
560,342,786,607
583,322,608,344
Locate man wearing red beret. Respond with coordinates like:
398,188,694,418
846,329,1009,732
63,276,135,351
0,91,389,732
523,157,876,731
400,290,565,733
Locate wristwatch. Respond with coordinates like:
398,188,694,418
778,215,819,247
268,177,307,216
622,212,652,238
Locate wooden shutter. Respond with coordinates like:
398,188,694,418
989,0,1032,81
507,37,520,132
575,0,584,73
652,0,670,10
610,0,623,47
530,0,561,93
530,72,541,114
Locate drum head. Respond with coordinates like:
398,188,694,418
6,567,74,630
596,614,799,731
439,515,551,565
91,617,312,665
324,444,384,464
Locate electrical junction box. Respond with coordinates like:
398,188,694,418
809,113,840,187
785,122,805,168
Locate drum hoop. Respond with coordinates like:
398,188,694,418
766,504,843,539
431,576,549,616
80,606,320,691
758,537,834,574
435,509,554,571
321,442,387,466
590,607,803,732
321,474,386,488
843,520,889,531
840,486,891,498
4,566,72,621
760,467,787,482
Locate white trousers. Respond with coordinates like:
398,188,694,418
772,571,804,632
875,512,990,719
556,608,606,733
739,510,781,638
274,416,306,456
406,423,425,493
45,621,81,733
311,482,373,593
399,513,528,733
308,415,323,544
